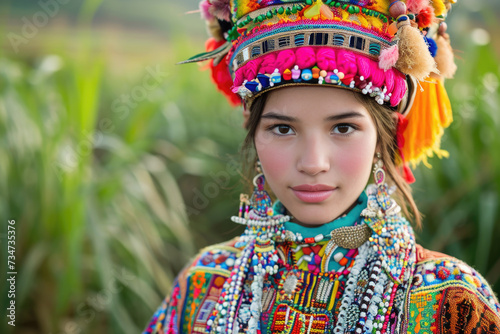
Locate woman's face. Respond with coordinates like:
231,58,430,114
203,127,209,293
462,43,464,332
254,86,378,226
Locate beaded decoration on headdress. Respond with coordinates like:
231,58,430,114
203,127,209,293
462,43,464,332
183,0,459,171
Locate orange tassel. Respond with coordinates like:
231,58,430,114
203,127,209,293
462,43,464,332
402,77,453,168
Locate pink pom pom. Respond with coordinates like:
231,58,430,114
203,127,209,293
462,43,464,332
406,0,429,14
275,49,296,73
390,71,407,106
384,69,395,93
371,66,385,87
233,68,244,87
379,44,399,71
209,0,231,22
336,50,357,75
233,58,262,86
317,48,336,71
259,53,277,74
356,56,372,80
295,47,317,69
199,0,214,21
242,58,262,81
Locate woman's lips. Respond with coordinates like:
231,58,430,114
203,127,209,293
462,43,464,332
291,184,336,203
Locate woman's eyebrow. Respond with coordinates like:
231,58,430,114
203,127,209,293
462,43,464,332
325,111,365,121
260,112,297,122
260,111,365,122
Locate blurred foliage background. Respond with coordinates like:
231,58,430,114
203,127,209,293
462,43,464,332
0,0,499,333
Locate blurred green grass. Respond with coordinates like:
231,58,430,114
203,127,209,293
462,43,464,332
1,0,499,333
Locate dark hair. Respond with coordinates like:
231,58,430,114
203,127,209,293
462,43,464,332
240,90,422,228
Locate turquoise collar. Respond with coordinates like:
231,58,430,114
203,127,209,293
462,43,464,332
272,191,368,237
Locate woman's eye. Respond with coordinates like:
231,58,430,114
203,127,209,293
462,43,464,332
271,125,295,135
333,124,356,135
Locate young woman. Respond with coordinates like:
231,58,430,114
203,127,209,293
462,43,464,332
144,0,500,332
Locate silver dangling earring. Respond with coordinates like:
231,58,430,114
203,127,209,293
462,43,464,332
250,159,274,217
233,158,289,227
373,152,386,187
207,160,290,334
362,151,401,219
237,160,270,219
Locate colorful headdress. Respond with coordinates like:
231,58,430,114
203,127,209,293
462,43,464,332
185,0,458,171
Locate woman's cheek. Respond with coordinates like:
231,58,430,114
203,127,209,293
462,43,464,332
256,139,292,187
258,144,291,177
337,139,374,180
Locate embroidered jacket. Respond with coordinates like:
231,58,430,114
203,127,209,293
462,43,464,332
143,191,500,334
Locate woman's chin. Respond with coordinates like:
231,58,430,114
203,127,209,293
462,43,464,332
288,208,343,227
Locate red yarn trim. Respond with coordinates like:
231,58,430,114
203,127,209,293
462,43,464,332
395,112,415,184
206,38,242,107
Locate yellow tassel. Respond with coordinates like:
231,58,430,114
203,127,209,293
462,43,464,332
430,0,447,17
434,33,457,79
402,77,453,168
395,20,438,81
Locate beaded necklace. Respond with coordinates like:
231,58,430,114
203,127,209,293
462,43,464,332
207,181,416,334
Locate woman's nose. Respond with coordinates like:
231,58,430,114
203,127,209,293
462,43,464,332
296,135,330,176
